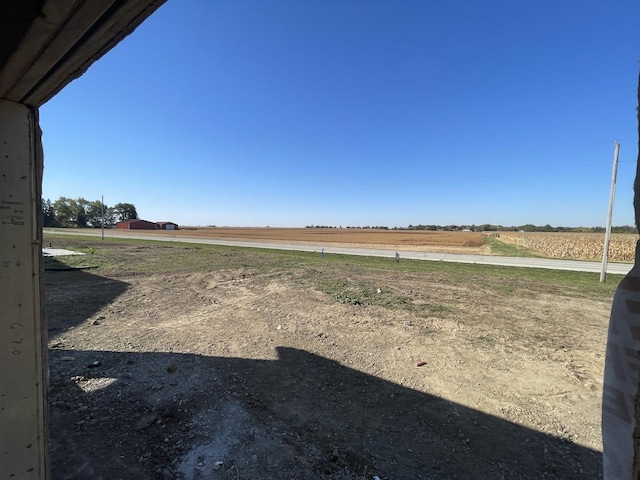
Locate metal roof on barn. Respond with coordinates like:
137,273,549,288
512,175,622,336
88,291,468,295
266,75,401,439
118,218,149,223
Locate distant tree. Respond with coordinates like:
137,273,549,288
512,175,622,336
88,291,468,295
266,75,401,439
75,197,89,227
484,225,497,232
42,198,57,227
52,197,72,226
113,203,138,222
85,200,110,227
104,207,116,227
52,197,87,227
47,197,133,227
611,225,638,234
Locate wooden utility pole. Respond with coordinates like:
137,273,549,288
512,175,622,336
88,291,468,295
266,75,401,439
101,195,105,240
601,140,621,282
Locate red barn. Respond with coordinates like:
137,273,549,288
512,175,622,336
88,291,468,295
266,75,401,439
116,219,158,230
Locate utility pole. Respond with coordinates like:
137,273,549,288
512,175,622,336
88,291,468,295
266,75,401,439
101,194,105,240
600,141,621,282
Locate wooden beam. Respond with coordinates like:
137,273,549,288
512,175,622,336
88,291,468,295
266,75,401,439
0,99,49,479
0,1,115,101
0,0,165,107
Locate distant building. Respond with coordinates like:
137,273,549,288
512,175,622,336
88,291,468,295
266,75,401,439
116,219,157,230
156,221,179,230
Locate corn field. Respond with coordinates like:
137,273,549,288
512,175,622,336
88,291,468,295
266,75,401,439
493,232,638,262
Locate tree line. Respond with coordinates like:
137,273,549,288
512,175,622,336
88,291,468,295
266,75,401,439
404,224,638,233
42,197,138,228
306,224,639,233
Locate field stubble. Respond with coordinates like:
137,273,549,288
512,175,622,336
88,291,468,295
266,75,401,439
104,227,488,254
86,227,639,261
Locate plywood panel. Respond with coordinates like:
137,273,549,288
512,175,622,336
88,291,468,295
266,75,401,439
0,99,48,479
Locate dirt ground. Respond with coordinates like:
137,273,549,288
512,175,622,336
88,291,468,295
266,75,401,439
45,237,611,479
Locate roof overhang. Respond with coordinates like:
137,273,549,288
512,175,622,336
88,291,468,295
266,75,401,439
0,0,166,107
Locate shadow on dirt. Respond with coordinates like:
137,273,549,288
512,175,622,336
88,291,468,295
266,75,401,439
45,267,601,479
45,265,130,334
48,345,602,480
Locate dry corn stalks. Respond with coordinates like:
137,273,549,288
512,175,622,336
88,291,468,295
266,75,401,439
493,232,637,262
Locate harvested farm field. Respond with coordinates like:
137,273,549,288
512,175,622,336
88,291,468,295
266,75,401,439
494,232,638,262
45,234,617,479
59,227,639,262
99,228,488,253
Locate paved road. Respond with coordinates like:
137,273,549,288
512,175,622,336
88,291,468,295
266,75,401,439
45,229,633,275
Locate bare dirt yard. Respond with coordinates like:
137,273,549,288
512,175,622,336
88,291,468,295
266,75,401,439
45,234,616,479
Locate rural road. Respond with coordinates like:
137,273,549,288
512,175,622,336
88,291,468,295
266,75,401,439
45,229,633,275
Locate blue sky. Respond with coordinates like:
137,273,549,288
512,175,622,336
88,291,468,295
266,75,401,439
40,0,640,227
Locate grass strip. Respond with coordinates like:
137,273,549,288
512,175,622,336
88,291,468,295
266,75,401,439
44,233,623,300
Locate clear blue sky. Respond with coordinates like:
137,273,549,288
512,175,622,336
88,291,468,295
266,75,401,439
40,0,640,228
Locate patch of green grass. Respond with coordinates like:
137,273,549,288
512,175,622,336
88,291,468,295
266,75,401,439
485,237,541,258
44,255,102,271
317,278,409,308
426,303,452,316
475,334,497,347
316,278,452,318
44,233,623,301
317,279,365,305
489,282,517,294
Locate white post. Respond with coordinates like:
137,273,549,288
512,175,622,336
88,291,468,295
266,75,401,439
0,99,49,478
601,141,621,282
